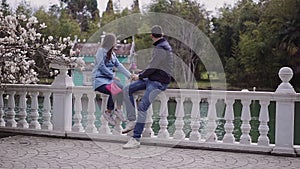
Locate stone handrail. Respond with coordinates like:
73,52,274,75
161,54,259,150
0,84,52,130
0,67,299,156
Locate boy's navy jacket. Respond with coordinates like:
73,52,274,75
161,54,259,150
139,38,173,84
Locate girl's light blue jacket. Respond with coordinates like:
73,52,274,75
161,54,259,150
92,48,131,90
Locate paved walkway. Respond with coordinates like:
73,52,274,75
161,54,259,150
0,135,299,169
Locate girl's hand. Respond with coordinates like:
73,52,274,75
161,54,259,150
114,77,120,81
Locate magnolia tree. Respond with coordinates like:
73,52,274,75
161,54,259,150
0,12,85,84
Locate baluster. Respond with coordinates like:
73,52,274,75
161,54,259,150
157,94,169,139
0,91,5,127
258,100,270,146
98,95,111,134
189,97,201,141
112,118,122,135
42,92,53,130
85,92,98,133
143,105,154,137
72,93,84,132
29,91,41,129
112,100,122,135
240,98,252,144
173,97,185,140
223,98,235,143
6,91,17,127
206,98,217,142
17,91,29,128
112,97,123,135
127,95,139,136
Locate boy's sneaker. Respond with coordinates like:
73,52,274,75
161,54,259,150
103,111,116,126
114,109,126,122
122,121,136,134
123,137,140,149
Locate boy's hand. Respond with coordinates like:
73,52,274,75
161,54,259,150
130,74,139,81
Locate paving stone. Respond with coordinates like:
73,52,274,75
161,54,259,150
0,135,300,169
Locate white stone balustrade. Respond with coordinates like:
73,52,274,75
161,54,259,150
257,100,270,146
0,84,52,130
6,91,16,127
223,97,235,143
240,98,252,144
17,91,28,129
0,67,299,156
29,91,41,129
157,93,170,139
0,91,5,127
98,94,111,134
42,91,53,130
205,97,217,142
173,97,185,140
72,92,84,132
85,92,97,133
143,106,154,137
189,97,201,142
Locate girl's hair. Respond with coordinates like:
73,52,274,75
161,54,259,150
101,33,116,62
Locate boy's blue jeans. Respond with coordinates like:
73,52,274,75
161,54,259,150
123,79,168,140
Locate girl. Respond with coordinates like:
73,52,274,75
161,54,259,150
92,33,131,125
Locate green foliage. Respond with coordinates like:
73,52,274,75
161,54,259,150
262,0,300,61
58,10,81,38
86,0,100,20
101,0,117,28
150,0,209,32
211,0,300,90
132,0,141,13
136,23,153,50
34,8,81,40
58,0,99,37
0,0,10,16
15,1,32,17
3,0,299,90
61,0,99,20
34,8,59,38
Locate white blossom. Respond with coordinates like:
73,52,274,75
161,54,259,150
0,14,85,84
11,66,16,73
26,22,32,29
48,36,53,41
40,23,47,29
18,15,27,21
8,74,15,80
28,16,38,24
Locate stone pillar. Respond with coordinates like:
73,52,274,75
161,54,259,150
50,64,74,132
272,67,296,156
